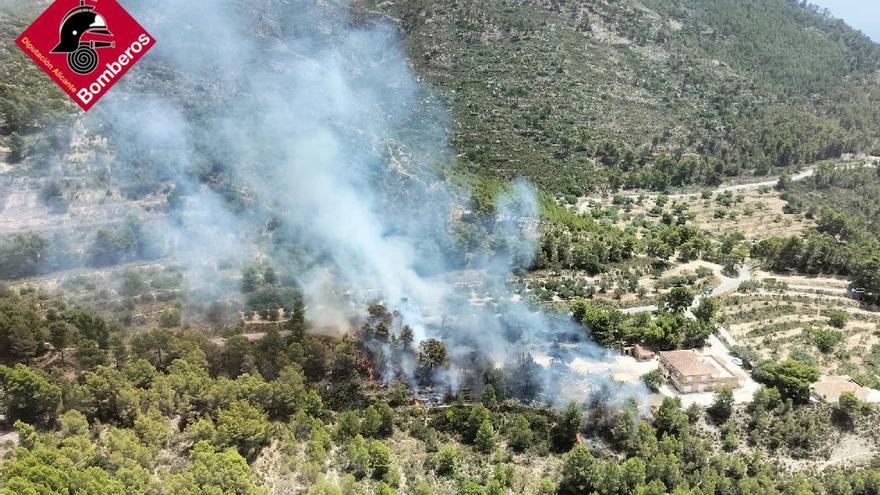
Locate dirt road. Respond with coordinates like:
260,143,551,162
698,167,816,196
579,168,812,214
622,264,751,315
578,157,877,214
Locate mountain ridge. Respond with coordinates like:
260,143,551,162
356,0,880,193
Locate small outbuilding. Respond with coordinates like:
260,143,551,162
626,344,655,362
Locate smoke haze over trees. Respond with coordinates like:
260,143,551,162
34,0,640,404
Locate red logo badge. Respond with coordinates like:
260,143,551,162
15,0,155,111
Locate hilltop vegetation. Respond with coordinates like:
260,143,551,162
4,0,880,196
358,0,880,193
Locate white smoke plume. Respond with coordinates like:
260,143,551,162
78,0,646,406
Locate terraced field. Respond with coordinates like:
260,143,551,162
719,271,880,385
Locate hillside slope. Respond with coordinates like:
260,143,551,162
357,0,880,192
4,0,879,195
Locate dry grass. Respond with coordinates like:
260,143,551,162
578,186,810,241
686,191,810,240
719,272,880,375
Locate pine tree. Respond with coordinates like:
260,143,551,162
475,419,496,454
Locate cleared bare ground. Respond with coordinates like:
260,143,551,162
578,186,809,242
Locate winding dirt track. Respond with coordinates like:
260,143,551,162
578,157,878,214
676,167,816,197
622,263,751,315
580,167,812,213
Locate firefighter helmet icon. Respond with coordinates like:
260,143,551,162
50,0,115,75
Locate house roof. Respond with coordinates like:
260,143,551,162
811,375,870,402
659,350,719,377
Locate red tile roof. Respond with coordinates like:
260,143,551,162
659,350,718,377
